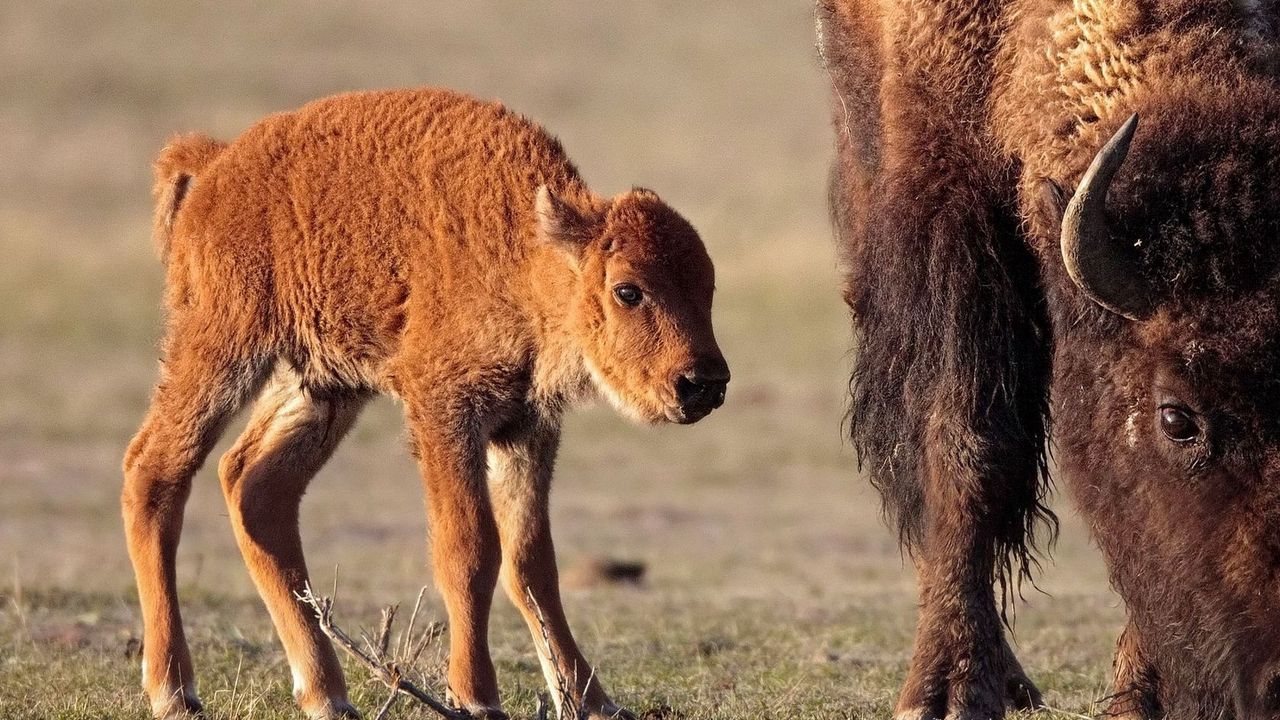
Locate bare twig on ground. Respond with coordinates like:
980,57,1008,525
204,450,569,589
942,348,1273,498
401,586,429,660
373,690,400,720
525,587,598,720
363,603,397,660
296,582,470,720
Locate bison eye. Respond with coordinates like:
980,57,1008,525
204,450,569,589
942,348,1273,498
613,283,643,307
1159,405,1199,443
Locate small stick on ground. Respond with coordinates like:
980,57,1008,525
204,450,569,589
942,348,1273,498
526,587,595,720
405,619,446,670
296,582,470,720
373,690,401,720
370,603,397,659
401,586,429,660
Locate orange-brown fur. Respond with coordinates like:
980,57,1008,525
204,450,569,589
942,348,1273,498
123,87,727,720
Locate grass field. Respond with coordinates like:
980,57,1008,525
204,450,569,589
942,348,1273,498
0,3,1124,718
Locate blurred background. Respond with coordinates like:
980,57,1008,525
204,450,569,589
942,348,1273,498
0,3,1121,717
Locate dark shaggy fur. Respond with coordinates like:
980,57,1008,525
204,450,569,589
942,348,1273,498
819,1,1058,595
821,0,1280,717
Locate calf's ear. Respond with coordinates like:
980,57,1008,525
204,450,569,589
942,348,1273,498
535,185,596,262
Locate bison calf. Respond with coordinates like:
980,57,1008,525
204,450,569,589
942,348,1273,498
122,87,728,720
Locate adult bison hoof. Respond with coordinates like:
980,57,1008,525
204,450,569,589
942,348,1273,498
894,677,1043,720
1005,669,1044,710
894,650,1041,720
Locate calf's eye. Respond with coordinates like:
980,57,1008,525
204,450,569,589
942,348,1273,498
1159,405,1199,443
613,284,643,307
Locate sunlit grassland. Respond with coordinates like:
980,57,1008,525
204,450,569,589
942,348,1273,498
0,3,1122,718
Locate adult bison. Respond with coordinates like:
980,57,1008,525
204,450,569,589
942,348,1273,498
819,0,1280,717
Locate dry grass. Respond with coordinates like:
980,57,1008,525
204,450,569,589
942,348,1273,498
0,2,1123,718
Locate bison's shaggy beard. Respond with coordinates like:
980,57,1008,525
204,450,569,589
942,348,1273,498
843,184,1058,601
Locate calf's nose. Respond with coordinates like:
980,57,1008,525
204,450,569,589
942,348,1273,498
691,356,730,385
675,357,730,411
675,375,726,409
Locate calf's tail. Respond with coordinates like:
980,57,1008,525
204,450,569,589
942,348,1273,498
152,133,226,263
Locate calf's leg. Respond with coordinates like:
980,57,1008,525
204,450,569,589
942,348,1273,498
122,330,267,718
487,420,626,720
218,371,368,719
406,401,505,719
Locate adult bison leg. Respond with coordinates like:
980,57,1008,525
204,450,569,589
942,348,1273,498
899,418,1049,718
218,370,368,719
830,1,1054,708
486,414,629,720
842,133,1052,720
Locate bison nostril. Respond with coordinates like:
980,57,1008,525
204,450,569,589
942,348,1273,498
675,374,727,410
709,383,726,408
675,375,703,405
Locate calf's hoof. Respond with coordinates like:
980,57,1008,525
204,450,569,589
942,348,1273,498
445,693,507,720
149,690,203,720
547,698,635,720
460,707,509,720
590,704,638,720
301,698,361,719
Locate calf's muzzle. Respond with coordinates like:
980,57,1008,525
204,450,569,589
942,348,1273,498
673,356,729,421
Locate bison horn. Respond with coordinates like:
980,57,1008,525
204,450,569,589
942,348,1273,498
1059,113,1153,320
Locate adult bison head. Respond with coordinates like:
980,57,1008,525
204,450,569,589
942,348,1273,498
536,185,728,424
1045,110,1280,716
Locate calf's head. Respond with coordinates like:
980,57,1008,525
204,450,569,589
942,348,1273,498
536,185,728,424
1047,111,1280,716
